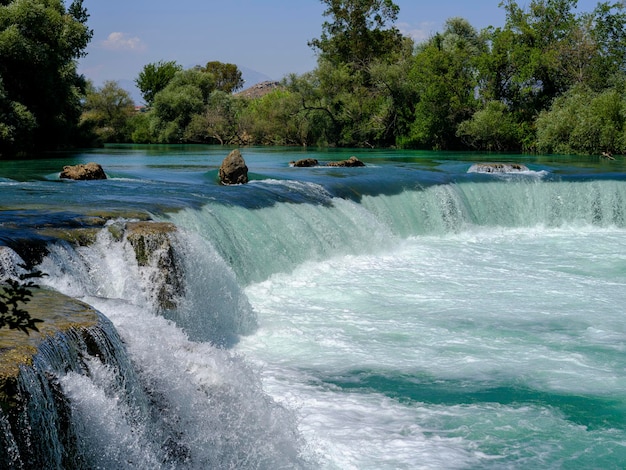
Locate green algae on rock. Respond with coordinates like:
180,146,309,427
0,289,98,412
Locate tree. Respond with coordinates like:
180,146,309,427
298,0,409,146
404,18,484,149
0,77,37,154
584,2,626,89
457,100,522,151
535,85,626,154
185,90,248,145
309,0,404,72
0,0,93,155
202,61,244,93
242,88,315,146
479,0,583,119
80,80,135,143
135,60,182,106
147,69,216,143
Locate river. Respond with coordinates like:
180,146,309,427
1,145,626,469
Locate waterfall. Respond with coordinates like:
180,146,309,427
0,224,311,468
166,178,626,284
0,311,147,469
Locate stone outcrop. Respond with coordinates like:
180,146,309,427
219,149,249,185
468,162,529,173
326,156,365,167
0,289,127,468
123,221,183,311
60,162,107,180
0,289,99,411
290,158,319,167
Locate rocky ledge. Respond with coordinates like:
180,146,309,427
0,289,99,411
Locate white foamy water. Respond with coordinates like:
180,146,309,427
38,228,312,469
238,225,626,469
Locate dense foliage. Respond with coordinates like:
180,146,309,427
0,0,92,156
3,0,626,155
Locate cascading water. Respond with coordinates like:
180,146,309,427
27,223,311,469
2,148,626,469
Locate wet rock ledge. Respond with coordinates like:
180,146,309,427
0,289,99,411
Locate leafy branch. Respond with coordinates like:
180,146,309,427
0,267,45,335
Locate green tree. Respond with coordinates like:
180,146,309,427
309,0,403,72
457,100,522,151
80,80,135,143
477,0,612,120
148,69,216,143
202,61,244,93
404,18,484,149
584,2,626,89
0,77,37,154
298,0,409,146
135,60,182,106
185,90,247,144
535,85,626,154
242,88,315,146
0,0,92,155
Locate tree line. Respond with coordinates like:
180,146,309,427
2,0,626,157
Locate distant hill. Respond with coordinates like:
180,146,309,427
235,81,282,99
114,66,277,105
239,66,274,90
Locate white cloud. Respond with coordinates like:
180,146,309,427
101,32,146,52
398,21,438,43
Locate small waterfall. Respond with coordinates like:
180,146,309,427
0,312,149,469
7,222,310,468
360,179,626,237
40,221,256,345
167,179,626,285
166,181,396,284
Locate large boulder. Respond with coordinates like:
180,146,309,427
60,162,107,180
326,156,365,167
219,149,248,185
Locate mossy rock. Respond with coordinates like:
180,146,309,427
36,227,101,246
0,289,98,412
125,221,177,266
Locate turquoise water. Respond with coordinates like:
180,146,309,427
1,146,626,468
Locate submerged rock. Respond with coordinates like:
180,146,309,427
289,158,319,167
60,162,107,180
326,156,365,167
468,162,529,173
219,149,248,185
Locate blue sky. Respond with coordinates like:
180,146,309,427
78,0,603,100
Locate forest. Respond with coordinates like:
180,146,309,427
2,0,626,156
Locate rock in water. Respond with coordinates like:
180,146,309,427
219,149,248,185
289,158,319,167
60,162,107,180
326,156,365,167
467,162,529,173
